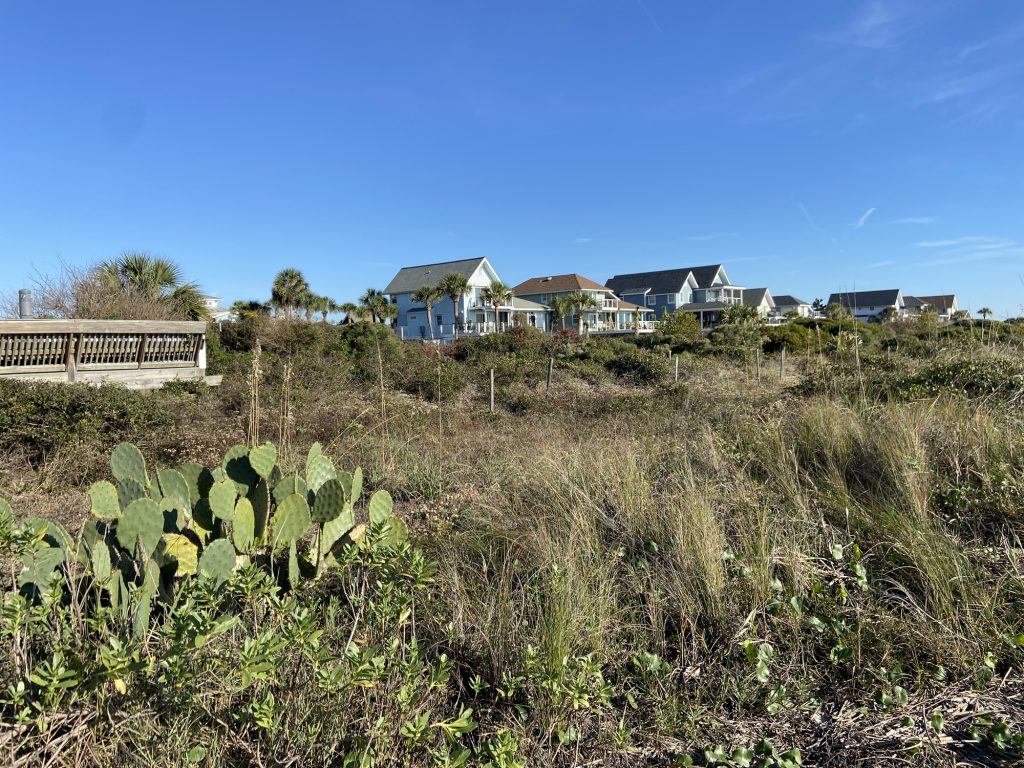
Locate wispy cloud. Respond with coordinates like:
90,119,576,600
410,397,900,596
915,236,1009,248
893,216,936,225
575,237,593,244
913,235,1024,266
681,232,740,242
856,207,877,228
795,201,839,247
955,18,1024,61
822,1,920,49
866,259,894,268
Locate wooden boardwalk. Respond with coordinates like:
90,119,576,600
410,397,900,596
0,320,214,389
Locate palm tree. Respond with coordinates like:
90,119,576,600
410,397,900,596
567,290,601,334
360,288,390,323
411,285,443,340
97,251,209,320
272,269,309,320
547,295,573,334
297,290,317,322
480,280,513,332
978,307,993,345
378,300,398,327
230,300,271,320
439,272,471,339
337,302,359,324
320,297,338,323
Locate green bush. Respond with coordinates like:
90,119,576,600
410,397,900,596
332,322,404,383
398,346,467,402
763,323,813,354
604,347,671,384
0,381,173,462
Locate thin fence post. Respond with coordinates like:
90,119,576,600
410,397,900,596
674,355,679,383
779,347,785,379
546,356,554,394
489,368,495,413
755,348,762,385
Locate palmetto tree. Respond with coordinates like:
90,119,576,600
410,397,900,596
548,295,573,333
337,302,359,323
411,284,443,340
978,307,993,345
230,300,271,320
360,288,391,323
439,272,471,338
97,251,208,320
567,290,601,334
480,280,513,332
271,269,309,320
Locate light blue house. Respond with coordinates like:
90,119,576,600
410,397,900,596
384,257,549,339
606,264,745,329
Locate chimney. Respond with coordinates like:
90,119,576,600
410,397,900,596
18,289,32,319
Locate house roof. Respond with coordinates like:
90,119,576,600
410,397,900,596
512,273,611,296
510,297,547,311
614,299,654,314
384,257,488,295
827,290,902,309
742,288,774,308
606,264,727,295
908,294,957,312
773,294,809,307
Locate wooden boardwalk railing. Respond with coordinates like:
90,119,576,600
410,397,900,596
0,320,212,389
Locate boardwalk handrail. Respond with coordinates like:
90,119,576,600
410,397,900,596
0,319,208,388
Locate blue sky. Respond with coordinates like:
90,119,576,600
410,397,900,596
1,1,1022,316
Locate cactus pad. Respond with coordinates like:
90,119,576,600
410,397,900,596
321,501,355,554
223,444,257,494
89,481,121,519
199,538,235,586
272,493,311,551
351,467,363,503
157,469,192,513
160,495,188,531
233,497,255,552
116,498,163,558
368,490,394,525
250,478,270,540
248,443,278,479
158,533,199,576
273,474,307,505
312,478,345,523
379,516,409,548
91,542,112,584
117,478,148,510
179,462,205,505
208,480,237,521
305,455,336,493
111,442,148,486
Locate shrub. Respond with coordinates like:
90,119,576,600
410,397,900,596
763,323,814,354
398,345,467,402
604,347,670,384
0,380,173,462
652,310,702,349
332,322,404,382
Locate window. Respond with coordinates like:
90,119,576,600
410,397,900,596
668,294,676,305
646,295,656,306
436,315,443,327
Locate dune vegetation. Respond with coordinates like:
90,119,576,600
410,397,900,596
2,313,1023,767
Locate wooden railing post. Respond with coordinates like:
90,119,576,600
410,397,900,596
137,333,148,368
66,332,76,383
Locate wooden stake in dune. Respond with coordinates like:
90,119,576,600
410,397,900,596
674,355,679,383
779,346,785,380
755,348,762,385
547,356,554,395
489,368,495,413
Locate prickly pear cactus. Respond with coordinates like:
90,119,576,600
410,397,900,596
233,497,255,553
158,533,199,576
321,502,355,554
223,444,257,495
89,480,120,520
306,455,336,494
351,467,363,503
116,498,163,558
157,469,192,513
160,495,189,531
117,478,148,511
273,474,307,505
311,478,345,524
199,538,236,586
368,490,394,525
251,478,270,540
111,442,148,486
248,442,277,480
179,462,205,506
272,493,311,551
208,479,237,521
